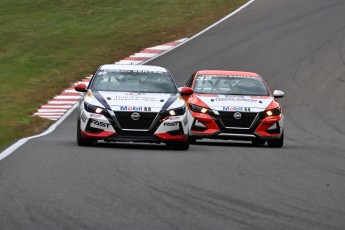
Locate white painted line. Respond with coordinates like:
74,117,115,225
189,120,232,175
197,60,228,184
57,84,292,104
41,105,73,109
48,101,77,105
54,95,81,100
34,112,65,116
0,103,78,161
130,53,157,58
64,90,79,93
148,45,174,50
115,60,142,65
35,116,62,119
37,109,68,113
175,38,188,43
75,82,89,85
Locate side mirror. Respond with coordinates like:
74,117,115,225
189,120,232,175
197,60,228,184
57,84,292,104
178,87,194,96
273,90,284,98
75,83,87,92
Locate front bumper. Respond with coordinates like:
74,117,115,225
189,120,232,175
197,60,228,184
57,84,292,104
79,109,189,143
188,110,284,141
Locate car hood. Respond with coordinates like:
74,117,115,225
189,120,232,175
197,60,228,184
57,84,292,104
85,90,182,112
196,94,273,112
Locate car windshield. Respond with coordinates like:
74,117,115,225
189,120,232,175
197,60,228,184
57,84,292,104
193,75,270,96
91,69,177,93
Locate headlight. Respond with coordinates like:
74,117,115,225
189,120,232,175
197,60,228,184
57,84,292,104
84,102,108,115
162,106,186,117
265,107,281,117
189,103,213,115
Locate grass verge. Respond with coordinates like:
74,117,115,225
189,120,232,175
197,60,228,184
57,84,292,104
0,0,248,149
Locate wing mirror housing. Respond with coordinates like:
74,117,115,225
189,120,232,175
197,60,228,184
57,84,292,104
178,87,194,96
75,83,87,92
273,90,284,98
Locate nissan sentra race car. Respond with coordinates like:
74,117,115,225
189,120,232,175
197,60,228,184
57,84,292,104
74,64,193,150
184,70,285,147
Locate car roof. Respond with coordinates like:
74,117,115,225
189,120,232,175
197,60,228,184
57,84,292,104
197,70,260,77
99,64,169,72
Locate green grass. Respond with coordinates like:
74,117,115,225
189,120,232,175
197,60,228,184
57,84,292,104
0,0,248,149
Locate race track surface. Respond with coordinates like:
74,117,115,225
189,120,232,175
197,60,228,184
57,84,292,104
1,0,345,229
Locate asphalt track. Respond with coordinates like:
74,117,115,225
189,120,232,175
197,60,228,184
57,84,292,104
1,0,345,229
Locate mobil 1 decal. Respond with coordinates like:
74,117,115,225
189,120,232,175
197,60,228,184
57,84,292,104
222,106,251,112
120,106,151,111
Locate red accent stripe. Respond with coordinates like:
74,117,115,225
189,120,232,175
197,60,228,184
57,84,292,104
140,49,163,53
42,103,73,107
33,113,65,116
155,133,188,142
38,108,68,111
162,41,180,46
50,98,78,102
59,92,81,96
81,130,115,138
123,57,149,61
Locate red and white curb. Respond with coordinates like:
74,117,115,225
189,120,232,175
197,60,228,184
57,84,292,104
32,38,188,121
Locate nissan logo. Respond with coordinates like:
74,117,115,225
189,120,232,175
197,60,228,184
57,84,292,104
233,112,242,120
131,112,140,121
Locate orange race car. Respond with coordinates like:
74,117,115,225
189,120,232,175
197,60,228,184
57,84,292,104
183,70,284,147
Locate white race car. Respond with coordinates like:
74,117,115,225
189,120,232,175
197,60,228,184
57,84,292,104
75,64,193,150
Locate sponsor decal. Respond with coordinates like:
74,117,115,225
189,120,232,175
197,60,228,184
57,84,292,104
120,106,151,111
197,75,257,79
222,107,251,112
169,116,180,120
90,113,102,118
164,122,178,126
125,93,144,96
81,112,87,122
113,95,157,102
90,119,110,129
215,96,257,103
98,69,166,75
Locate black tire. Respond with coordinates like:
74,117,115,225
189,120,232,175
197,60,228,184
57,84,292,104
267,132,284,148
252,139,266,146
189,137,197,144
77,118,93,146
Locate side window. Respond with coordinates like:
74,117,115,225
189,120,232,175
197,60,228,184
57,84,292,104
186,73,195,87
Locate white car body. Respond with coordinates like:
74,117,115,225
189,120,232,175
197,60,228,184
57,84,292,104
75,64,192,150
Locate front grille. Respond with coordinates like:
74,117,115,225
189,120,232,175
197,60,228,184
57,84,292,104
219,128,255,135
218,111,258,128
108,131,160,142
115,111,158,130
